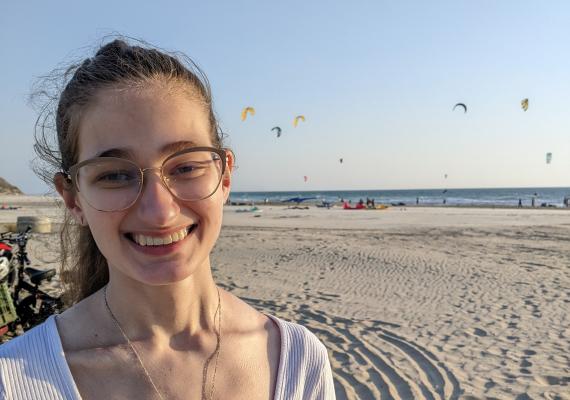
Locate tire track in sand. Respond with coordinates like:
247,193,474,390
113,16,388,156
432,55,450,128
233,293,462,400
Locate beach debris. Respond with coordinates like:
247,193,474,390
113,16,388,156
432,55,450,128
521,98,529,111
241,107,255,121
271,126,282,138
235,206,261,213
453,103,467,113
546,152,552,164
294,115,306,127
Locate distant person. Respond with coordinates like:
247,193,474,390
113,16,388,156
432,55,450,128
0,38,335,399
416,197,419,205
532,196,536,208
518,198,523,208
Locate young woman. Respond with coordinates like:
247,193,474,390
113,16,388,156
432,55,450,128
0,39,335,400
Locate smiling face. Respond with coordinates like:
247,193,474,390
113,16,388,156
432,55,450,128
64,83,232,286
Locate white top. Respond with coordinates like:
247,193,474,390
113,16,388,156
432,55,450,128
0,314,335,399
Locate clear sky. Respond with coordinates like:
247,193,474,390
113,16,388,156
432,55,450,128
1,1,568,194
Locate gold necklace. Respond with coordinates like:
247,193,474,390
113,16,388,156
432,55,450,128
103,285,222,400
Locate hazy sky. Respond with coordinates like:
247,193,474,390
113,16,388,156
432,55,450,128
1,1,568,194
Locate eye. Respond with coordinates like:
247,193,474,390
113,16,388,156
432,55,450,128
168,162,208,179
97,171,135,182
91,170,139,188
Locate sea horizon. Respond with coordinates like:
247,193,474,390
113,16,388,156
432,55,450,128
230,186,570,207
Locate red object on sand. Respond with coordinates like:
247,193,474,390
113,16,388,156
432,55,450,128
343,202,365,210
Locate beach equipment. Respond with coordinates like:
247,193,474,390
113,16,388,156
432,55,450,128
546,152,552,164
271,127,282,138
453,103,467,113
283,197,316,204
343,201,366,210
294,115,306,127
241,106,255,121
521,98,529,111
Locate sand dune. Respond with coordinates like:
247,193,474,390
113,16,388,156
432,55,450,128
3,198,569,399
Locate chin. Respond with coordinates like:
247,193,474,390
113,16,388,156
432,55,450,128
132,260,201,286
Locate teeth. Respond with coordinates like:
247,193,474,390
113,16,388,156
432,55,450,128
133,226,191,247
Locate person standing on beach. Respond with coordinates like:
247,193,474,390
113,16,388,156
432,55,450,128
0,38,335,399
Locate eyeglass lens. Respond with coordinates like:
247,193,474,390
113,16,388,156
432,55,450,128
75,151,223,211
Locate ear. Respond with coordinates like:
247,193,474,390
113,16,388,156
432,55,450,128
54,172,87,226
221,150,234,203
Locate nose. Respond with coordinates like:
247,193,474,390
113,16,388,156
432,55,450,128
135,169,180,226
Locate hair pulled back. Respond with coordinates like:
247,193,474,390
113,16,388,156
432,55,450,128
32,37,226,306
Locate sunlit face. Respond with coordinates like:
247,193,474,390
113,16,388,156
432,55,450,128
68,84,231,286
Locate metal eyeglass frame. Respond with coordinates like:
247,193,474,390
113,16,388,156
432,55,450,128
64,146,228,212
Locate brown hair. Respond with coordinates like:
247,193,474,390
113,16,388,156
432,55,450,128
32,37,227,306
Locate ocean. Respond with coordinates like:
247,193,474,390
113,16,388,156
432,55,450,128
230,187,570,207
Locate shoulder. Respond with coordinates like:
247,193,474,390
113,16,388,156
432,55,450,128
0,317,79,399
0,317,56,361
269,315,330,367
268,315,336,399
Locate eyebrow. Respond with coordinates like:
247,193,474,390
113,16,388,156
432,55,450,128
96,140,199,159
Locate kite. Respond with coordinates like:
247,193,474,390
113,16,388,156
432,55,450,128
241,107,255,121
546,152,552,164
271,127,282,138
453,103,467,113
521,98,529,111
303,175,308,182
294,115,306,127
339,158,343,164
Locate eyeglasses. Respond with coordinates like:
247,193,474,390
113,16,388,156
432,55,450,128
65,147,227,212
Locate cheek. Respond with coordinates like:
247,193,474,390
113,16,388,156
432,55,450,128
193,195,225,237
83,211,122,253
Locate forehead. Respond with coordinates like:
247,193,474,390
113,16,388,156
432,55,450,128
77,86,212,161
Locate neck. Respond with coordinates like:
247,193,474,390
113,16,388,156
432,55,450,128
104,267,220,341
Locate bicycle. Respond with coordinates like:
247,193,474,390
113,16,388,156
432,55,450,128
0,227,63,339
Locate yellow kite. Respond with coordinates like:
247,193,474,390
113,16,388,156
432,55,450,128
241,107,255,121
521,98,529,111
293,115,305,127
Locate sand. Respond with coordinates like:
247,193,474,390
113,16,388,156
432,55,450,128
2,196,569,399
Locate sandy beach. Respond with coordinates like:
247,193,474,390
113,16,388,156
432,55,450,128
1,196,569,399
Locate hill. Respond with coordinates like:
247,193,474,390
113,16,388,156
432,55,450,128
0,177,23,195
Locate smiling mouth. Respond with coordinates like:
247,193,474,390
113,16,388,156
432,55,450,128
125,224,197,246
